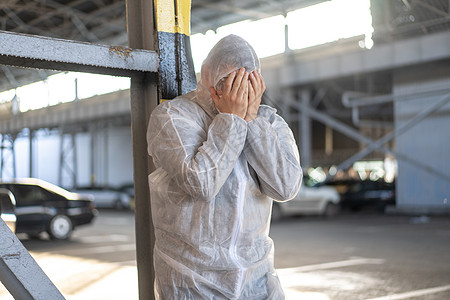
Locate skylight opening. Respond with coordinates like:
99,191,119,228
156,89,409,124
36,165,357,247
287,0,373,50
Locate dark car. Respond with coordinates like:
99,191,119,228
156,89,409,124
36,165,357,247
319,179,395,212
0,178,97,240
0,188,17,233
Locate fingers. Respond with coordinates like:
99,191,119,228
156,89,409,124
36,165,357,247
259,71,266,93
248,81,255,103
237,72,249,100
231,68,247,97
249,72,257,88
245,71,264,122
209,87,220,107
249,71,266,98
222,71,236,94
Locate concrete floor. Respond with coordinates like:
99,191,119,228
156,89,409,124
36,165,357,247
1,210,449,300
271,213,450,299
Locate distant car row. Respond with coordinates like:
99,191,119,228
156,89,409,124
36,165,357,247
0,176,395,239
71,184,134,210
318,179,395,212
271,175,396,221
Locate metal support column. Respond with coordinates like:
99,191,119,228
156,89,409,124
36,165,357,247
11,135,16,179
72,132,78,188
0,135,2,178
0,134,16,179
58,129,78,189
29,130,33,178
90,126,96,186
325,125,333,155
127,1,196,299
300,90,312,169
126,1,158,299
154,0,196,100
103,128,108,186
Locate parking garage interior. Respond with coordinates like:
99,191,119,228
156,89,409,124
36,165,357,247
0,0,450,299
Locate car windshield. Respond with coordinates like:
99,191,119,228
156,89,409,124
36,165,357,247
35,180,74,199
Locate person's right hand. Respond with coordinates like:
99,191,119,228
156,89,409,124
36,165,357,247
210,67,249,119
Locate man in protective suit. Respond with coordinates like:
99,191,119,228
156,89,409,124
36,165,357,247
147,34,302,299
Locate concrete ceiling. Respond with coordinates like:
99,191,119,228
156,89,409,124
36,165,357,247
0,0,449,93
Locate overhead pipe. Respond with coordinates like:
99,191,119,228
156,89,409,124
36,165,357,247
342,91,394,128
342,85,450,108
342,84,450,128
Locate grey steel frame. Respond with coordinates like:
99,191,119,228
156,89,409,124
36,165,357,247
0,1,159,299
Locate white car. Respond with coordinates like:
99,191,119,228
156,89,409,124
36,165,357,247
72,186,131,210
271,177,340,221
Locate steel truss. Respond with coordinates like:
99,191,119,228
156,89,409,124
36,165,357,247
282,89,450,183
0,1,160,298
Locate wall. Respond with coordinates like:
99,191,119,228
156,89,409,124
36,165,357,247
10,126,134,190
394,62,450,214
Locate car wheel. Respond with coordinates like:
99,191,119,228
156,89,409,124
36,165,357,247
271,203,282,222
48,215,73,240
323,202,339,218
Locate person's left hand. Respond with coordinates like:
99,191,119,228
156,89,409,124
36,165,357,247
245,70,266,122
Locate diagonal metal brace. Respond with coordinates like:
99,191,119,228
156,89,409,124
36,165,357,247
335,92,450,172
0,218,65,300
285,97,450,182
0,30,159,77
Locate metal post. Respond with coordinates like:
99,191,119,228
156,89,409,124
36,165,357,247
72,132,78,188
58,129,78,189
90,126,96,186
103,129,108,186
29,130,33,178
10,134,16,179
74,78,79,101
0,134,3,179
300,90,311,168
284,12,290,54
58,130,64,186
325,126,333,155
126,1,158,299
0,134,17,179
155,0,196,100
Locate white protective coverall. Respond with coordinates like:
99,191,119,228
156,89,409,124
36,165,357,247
147,34,302,299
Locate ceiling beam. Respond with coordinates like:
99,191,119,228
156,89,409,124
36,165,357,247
194,1,272,19
0,30,158,76
415,0,449,17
